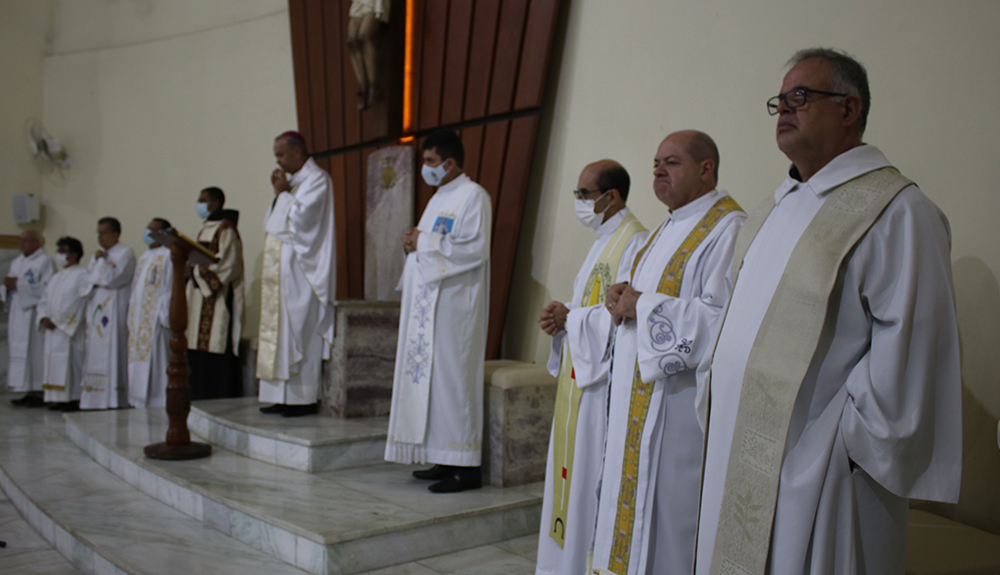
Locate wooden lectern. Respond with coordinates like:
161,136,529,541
144,229,216,460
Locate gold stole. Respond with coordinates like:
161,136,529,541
549,212,645,547
255,233,284,380
606,195,742,574
706,168,912,575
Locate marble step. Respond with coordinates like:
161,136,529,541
187,398,387,473
65,407,543,575
0,397,312,575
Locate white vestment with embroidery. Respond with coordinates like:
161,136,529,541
127,246,172,407
37,265,89,402
80,243,136,410
257,157,337,405
593,190,744,575
385,173,491,466
536,209,648,575
695,146,962,575
2,250,53,392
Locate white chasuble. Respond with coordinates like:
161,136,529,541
2,249,53,392
385,173,492,467
536,209,648,575
127,246,172,408
695,146,962,575
592,190,744,575
257,157,337,405
38,265,89,402
80,243,136,410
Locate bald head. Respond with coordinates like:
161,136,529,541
18,230,42,257
673,130,719,183
653,130,720,210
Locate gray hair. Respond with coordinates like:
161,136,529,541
788,48,870,135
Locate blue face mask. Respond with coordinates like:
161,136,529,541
196,202,211,220
142,229,156,246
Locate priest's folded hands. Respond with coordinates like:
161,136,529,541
605,282,641,325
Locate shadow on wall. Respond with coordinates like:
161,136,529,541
913,256,1000,536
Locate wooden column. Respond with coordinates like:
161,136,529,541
144,231,213,460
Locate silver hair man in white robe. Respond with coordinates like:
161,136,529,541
38,236,89,409
385,130,491,494
127,219,173,408
2,230,53,405
80,217,137,410
535,160,648,575
597,131,745,575
695,49,962,575
257,131,337,417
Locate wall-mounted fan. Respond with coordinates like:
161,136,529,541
25,119,72,174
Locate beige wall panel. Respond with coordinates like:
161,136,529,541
505,0,1000,417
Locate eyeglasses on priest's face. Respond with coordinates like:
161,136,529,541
573,188,606,200
767,87,848,116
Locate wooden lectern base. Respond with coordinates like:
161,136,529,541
144,441,212,460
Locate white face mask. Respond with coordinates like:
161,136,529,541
574,190,611,229
421,162,450,187
55,253,69,268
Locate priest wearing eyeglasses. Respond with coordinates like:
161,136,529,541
694,48,962,575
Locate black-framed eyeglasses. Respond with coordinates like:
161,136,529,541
572,188,606,200
767,87,847,115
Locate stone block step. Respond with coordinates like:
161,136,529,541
65,407,542,575
187,398,388,472
0,397,311,575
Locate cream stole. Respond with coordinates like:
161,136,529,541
549,212,645,546
705,167,912,575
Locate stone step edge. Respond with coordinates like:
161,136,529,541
64,416,542,575
0,462,131,575
186,407,387,473
0,445,315,575
188,405,387,448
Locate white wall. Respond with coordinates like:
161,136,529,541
504,0,1000,415
39,0,297,336
0,0,53,235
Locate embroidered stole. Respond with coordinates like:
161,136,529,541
128,251,167,364
705,168,912,575
256,233,284,380
605,195,742,574
549,212,645,547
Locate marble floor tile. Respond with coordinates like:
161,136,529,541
494,534,539,561
3,393,546,575
417,545,536,575
358,562,442,575
0,490,82,574
321,463,541,521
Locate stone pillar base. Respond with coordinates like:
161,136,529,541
321,300,401,418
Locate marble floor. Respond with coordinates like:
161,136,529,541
0,394,543,574
0,490,82,575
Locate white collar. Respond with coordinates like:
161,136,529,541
436,172,471,194
775,144,892,204
288,157,317,187
595,207,631,239
669,188,722,222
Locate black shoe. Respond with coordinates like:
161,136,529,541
428,471,482,494
412,465,450,481
47,402,64,411
281,403,319,417
11,393,44,407
61,401,80,412
259,404,286,414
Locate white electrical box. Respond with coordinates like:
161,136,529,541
12,195,40,224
